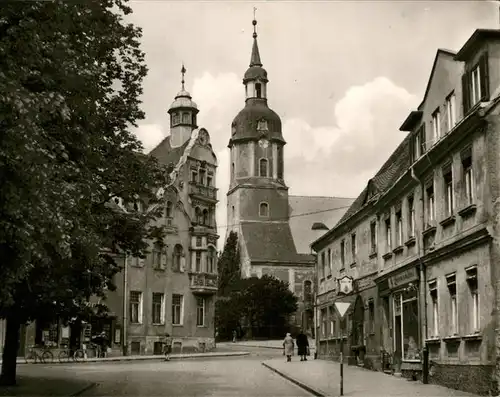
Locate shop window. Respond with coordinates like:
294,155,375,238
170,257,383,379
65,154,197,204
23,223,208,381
394,290,420,361
466,266,479,333
446,273,458,335
429,280,439,337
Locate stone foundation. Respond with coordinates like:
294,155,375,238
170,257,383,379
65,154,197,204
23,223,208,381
428,363,495,396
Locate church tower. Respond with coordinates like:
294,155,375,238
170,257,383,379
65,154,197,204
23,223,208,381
168,65,199,148
227,17,288,232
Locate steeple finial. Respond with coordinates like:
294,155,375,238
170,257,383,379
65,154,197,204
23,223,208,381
181,63,186,91
250,9,262,67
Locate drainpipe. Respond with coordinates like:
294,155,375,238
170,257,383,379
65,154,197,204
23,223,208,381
122,253,128,356
411,166,428,383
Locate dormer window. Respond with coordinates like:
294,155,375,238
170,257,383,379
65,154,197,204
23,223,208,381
255,83,262,98
182,112,190,124
462,52,489,114
257,119,268,131
172,112,180,126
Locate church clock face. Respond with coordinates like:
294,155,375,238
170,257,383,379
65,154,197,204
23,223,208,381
258,139,269,149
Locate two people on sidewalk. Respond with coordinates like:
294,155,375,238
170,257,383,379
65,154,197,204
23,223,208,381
283,330,309,362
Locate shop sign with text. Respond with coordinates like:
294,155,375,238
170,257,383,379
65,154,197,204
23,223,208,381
388,267,418,289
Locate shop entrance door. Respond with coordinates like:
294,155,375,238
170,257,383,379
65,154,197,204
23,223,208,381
394,314,402,373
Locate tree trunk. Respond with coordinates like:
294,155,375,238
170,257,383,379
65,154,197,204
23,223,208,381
0,314,21,386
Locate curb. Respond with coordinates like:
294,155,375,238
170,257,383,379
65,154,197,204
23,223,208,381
261,362,328,397
71,382,98,396
79,351,250,363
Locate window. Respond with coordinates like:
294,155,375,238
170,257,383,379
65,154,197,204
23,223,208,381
466,266,479,332
462,152,474,206
153,243,165,269
329,306,336,336
196,237,202,247
321,308,327,338
191,170,198,183
394,290,420,361
385,218,392,251
447,274,458,335
411,125,427,162
172,112,180,125
173,244,183,272
432,109,441,142
152,293,164,324
408,196,415,238
166,201,173,218
395,210,403,247
321,251,326,279
130,291,142,324
304,280,312,302
182,112,190,124
446,92,456,131
259,158,268,177
195,252,201,272
351,233,357,261
327,248,331,276
172,294,183,325
196,297,205,326
340,240,345,268
368,300,375,334
370,221,377,253
429,280,439,337
418,125,426,155
203,209,209,225
426,184,435,225
207,247,216,273
443,167,454,216
255,83,262,98
195,207,202,224
207,175,212,187
471,65,482,106
277,146,284,179
259,202,269,217
199,169,206,185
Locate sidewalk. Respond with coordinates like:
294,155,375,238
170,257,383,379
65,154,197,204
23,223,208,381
262,358,480,397
1,351,250,365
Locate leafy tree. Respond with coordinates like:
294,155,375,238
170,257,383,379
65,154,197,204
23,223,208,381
217,231,241,296
0,0,166,385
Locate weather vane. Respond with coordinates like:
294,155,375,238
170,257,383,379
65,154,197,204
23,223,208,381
252,7,257,37
181,63,186,90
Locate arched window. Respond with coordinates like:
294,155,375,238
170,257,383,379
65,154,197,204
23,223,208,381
259,202,269,217
259,158,268,177
166,201,173,218
304,280,313,302
173,244,183,272
202,209,209,226
255,83,262,98
207,247,217,273
195,207,202,224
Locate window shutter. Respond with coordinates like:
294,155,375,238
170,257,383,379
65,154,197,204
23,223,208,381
480,52,489,101
461,72,470,115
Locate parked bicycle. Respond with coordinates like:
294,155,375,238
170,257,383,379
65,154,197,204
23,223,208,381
24,345,54,364
58,345,85,363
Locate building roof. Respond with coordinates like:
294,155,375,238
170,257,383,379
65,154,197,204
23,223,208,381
149,136,190,167
240,221,314,263
327,134,411,239
455,29,500,61
288,195,355,254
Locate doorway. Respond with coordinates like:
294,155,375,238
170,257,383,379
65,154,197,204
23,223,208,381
394,314,402,373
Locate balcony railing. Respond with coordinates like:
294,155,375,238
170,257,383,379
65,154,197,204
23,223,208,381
188,182,217,201
188,272,218,295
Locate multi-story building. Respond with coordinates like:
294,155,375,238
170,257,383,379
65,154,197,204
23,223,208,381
22,67,220,357
226,17,354,336
312,29,500,395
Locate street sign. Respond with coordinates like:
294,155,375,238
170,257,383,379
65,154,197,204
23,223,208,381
335,302,351,319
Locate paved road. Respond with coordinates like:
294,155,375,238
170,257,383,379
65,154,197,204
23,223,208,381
15,347,311,397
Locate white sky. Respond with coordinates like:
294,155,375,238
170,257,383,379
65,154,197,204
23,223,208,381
127,1,499,242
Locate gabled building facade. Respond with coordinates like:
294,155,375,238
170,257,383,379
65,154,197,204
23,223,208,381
312,29,500,396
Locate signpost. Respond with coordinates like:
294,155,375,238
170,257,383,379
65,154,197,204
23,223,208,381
335,302,352,397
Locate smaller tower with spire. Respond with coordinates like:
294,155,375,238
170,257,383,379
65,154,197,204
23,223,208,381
168,64,199,148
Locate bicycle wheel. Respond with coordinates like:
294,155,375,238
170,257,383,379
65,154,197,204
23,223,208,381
58,350,69,363
73,349,84,362
42,350,54,364
24,352,35,364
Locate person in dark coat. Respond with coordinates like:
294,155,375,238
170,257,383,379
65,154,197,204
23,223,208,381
296,329,309,362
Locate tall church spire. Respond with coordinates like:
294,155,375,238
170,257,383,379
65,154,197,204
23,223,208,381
250,9,262,67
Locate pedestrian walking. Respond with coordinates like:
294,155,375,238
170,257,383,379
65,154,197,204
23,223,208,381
296,329,309,362
164,333,173,361
283,332,294,362
232,329,237,343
